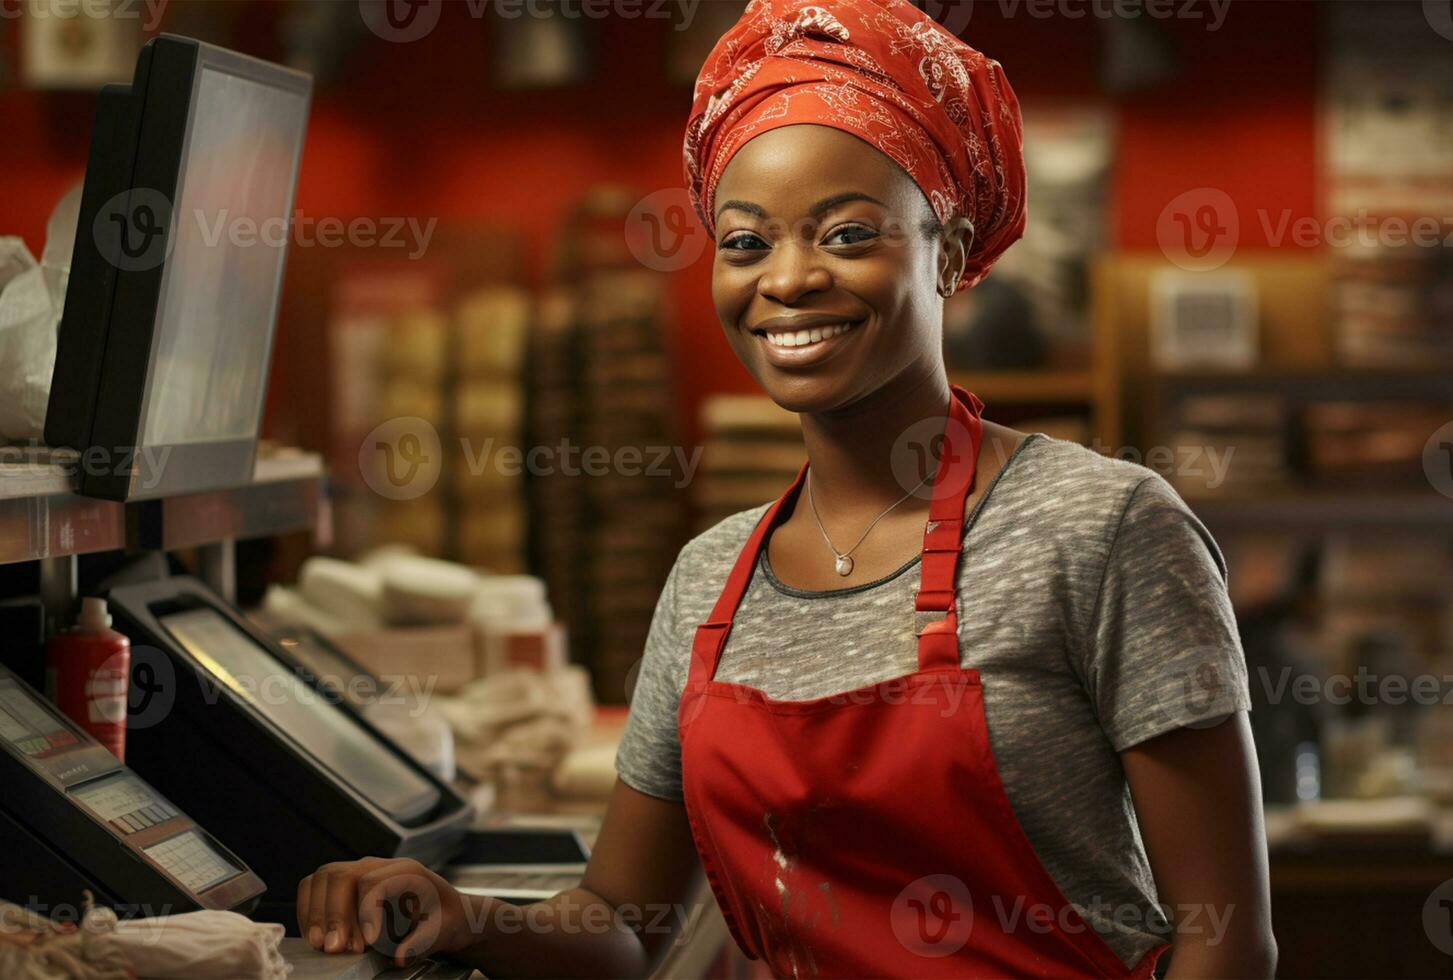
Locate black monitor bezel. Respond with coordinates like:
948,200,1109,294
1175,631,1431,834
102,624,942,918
60,34,312,501
44,77,144,455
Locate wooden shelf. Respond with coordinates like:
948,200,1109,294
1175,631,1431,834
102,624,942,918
949,370,1095,405
1157,368,1453,400
1160,365,1453,381
1184,491,1453,532
0,449,327,566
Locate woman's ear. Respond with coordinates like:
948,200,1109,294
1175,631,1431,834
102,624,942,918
936,216,975,298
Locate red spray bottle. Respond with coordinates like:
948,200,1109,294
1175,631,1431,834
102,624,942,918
47,596,130,761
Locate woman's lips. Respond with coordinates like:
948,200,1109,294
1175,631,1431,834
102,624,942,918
752,319,863,369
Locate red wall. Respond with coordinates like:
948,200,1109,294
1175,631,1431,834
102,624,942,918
0,0,1321,447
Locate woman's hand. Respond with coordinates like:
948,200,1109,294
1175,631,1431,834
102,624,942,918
296,857,474,966
295,784,702,978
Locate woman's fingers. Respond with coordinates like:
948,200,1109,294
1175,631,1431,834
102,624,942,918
295,874,313,943
322,864,363,953
358,860,406,948
296,858,451,959
297,858,382,951
304,865,336,949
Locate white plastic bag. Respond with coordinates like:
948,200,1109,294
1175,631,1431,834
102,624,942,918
0,185,80,442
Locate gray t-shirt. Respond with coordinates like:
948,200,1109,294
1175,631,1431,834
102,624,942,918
616,433,1252,968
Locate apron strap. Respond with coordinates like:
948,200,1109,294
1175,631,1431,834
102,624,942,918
687,464,807,687
686,387,985,685
915,386,984,671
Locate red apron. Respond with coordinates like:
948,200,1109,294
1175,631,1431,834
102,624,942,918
678,385,1167,978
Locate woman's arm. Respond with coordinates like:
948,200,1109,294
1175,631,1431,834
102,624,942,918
1121,712,1277,979
297,779,703,978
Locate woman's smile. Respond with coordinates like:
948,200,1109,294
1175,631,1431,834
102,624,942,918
749,314,866,368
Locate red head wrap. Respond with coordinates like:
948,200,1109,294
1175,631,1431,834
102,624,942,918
684,0,1027,291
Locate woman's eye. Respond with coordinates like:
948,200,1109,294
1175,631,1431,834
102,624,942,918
824,225,878,246
721,232,768,251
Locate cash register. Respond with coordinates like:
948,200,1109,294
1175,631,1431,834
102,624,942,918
259,618,594,903
106,576,474,927
0,664,265,919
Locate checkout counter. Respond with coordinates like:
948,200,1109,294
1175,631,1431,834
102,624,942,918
0,444,732,976
1,30,733,980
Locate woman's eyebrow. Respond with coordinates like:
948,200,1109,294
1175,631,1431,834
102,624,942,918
715,192,887,222
716,199,766,220
811,192,886,216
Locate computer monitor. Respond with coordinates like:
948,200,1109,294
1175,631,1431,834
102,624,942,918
106,576,473,928
0,665,265,919
45,34,311,501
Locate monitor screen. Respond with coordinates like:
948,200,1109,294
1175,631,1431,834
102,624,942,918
278,633,367,692
158,607,440,823
0,677,82,759
140,65,309,447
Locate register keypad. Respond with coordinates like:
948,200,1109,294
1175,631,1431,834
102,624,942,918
143,831,240,892
73,773,178,835
110,803,176,833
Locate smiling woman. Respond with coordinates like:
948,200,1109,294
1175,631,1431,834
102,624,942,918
708,125,959,413
297,3,1276,977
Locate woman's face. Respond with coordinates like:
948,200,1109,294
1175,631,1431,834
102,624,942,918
710,124,964,414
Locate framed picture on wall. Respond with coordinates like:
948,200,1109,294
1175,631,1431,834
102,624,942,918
1150,270,1259,370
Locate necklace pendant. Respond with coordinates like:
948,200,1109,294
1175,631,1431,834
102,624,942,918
834,555,854,577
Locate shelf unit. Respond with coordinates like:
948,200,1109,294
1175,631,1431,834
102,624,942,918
0,448,328,630
1092,252,1453,535
1153,368,1453,533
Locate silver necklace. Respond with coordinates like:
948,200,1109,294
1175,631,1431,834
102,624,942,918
806,469,933,576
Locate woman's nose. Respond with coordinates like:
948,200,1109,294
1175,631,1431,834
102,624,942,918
757,242,831,305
